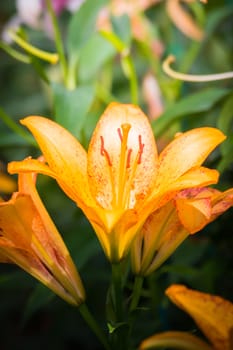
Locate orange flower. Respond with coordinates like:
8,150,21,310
0,169,85,306
132,186,233,275
166,285,233,350
140,284,233,350
8,103,225,262
140,331,213,350
166,0,204,41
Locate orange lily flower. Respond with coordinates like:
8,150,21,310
165,284,233,350
132,186,233,275
8,103,225,262
0,169,85,306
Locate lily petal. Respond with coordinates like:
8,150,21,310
154,128,225,196
144,167,219,218
9,157,85,207
211,188,233,217
166,284,233,350
140,330,213,350
134,202,189,275
175,196,211,233
19,116,94,209
0,242,79,305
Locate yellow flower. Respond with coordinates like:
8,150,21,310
0,168,85,306
8,103,225,262
132,186,233,275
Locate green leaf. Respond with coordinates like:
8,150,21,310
78,32,116,83
67,0,107,58
52,83,95,140
152,88,229,137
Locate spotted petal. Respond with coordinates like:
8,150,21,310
166,284,233,350
155,127,225,196
18,116,93,208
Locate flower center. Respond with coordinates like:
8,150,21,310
100,123,144,210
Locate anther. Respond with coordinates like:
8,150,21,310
137,135,144,164
100,136,112,166
126,149,132,168
117,128,123,142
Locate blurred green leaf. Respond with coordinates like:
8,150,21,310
217,94,233,171
52,83,95,140
0,133,34,147
0,106,36,146
152,88,229,137
205,5,233,38
30,56,49,84
65,215,102,271
111,14,132,47
67,0,107,59
217,147,233,173
217,93,233,148
21,283,55,327
78,32,116,83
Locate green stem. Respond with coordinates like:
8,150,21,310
129,275,144,312
79,303,111,350
8,31,58,64
100,30,138,104
111,263,124,321
0,41,30,63
45,0,68,85
110,263,130,350
95,81,119,104
122,54,139,105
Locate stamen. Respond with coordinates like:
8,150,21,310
100,135,116,206
126,149,132,168
100,136,112,166
117,128,123,142
138,135,144,164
